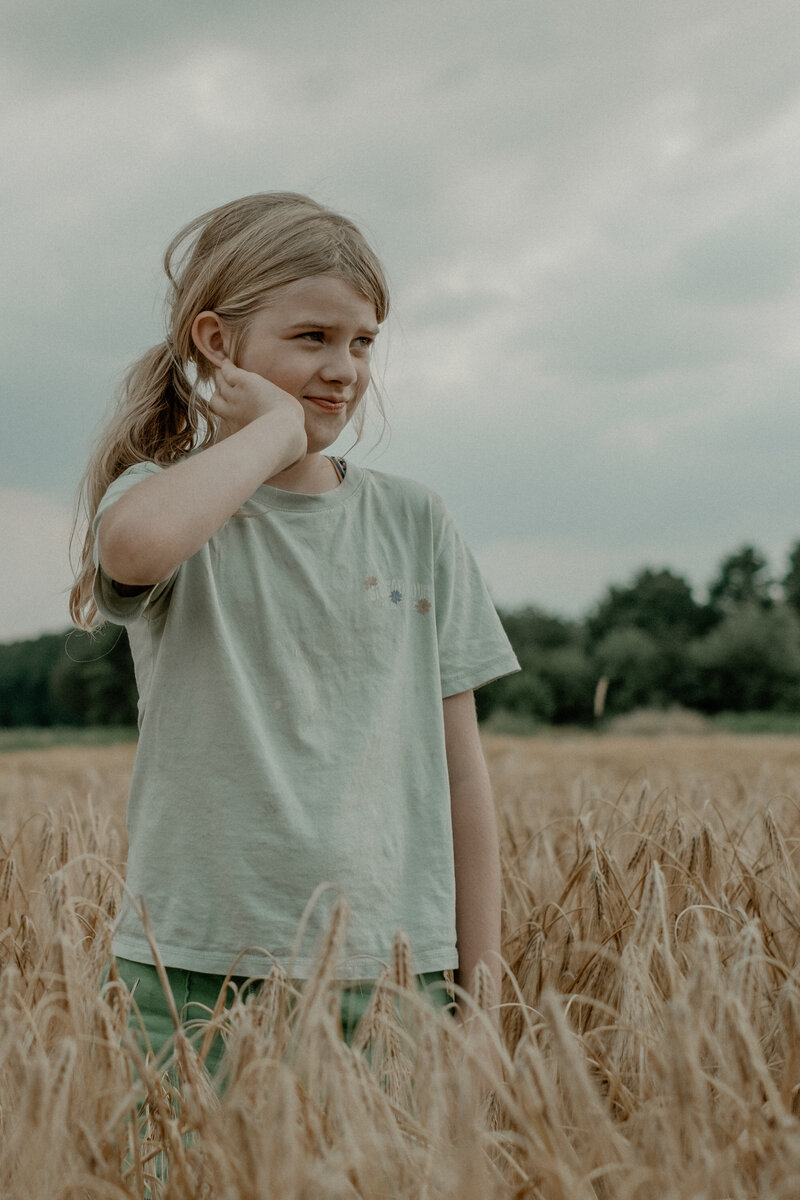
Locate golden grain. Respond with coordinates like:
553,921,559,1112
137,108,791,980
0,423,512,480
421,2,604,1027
0,853,15,905
2,734,800,1196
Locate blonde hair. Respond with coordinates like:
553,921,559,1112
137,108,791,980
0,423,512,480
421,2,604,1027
70,192,390,629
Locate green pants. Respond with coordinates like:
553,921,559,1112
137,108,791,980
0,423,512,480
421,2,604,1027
112,956,453,1077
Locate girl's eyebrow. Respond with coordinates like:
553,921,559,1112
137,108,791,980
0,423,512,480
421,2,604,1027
285,319,380,337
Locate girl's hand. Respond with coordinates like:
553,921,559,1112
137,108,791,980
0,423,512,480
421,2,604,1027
209,358,306,440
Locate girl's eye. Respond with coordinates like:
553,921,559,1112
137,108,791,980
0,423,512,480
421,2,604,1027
297,331,374,350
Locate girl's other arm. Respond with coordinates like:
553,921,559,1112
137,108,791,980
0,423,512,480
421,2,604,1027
98,362,307,586
444,689,503,1019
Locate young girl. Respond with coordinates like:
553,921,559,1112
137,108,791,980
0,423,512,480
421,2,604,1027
71,192,519,1065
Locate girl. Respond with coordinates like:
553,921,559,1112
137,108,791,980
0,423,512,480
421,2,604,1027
71,193,519,1066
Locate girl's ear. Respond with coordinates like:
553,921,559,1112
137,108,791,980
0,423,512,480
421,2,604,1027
191,311,230,366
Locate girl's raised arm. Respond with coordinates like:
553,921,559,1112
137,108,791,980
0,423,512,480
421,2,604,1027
97,363,306,586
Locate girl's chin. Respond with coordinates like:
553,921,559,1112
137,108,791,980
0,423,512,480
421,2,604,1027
304,418,350,450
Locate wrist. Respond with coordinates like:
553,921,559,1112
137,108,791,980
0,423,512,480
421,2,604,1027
249,408,308,469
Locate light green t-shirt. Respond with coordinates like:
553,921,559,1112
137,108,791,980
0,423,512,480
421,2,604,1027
93,459,519,979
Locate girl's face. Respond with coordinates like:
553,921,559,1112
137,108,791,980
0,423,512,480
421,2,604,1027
235,275,379,454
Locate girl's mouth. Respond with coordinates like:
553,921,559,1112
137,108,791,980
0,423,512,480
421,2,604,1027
307,396,347,412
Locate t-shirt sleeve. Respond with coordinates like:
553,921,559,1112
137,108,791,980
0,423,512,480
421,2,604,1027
92,461,178,625
432,500,520,697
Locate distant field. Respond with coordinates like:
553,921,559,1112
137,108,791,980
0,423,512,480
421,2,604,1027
0,725,138,752
1,733,800,1197
4,707,800,753
482,706,800,737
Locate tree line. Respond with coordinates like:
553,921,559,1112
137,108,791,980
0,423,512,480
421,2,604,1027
1,542,800,729
477,542,800,723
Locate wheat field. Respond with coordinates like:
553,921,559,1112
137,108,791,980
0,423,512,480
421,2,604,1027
1,732,800,1198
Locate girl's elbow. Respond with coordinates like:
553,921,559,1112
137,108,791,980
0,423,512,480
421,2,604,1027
97,512,171,586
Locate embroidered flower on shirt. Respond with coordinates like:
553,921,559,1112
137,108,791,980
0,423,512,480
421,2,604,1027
415,598,431,615
364,576,378,589
390,590,403,605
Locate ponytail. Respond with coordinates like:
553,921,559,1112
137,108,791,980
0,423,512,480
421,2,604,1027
69,341,214,630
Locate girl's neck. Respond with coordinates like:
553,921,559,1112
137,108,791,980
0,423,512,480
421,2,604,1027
265,451,342,494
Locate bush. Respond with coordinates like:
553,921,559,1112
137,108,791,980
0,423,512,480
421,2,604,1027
592,626,664,715
538,645,596,724
688,603,800,712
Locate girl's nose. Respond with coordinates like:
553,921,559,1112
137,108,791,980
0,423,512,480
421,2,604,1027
320,344,359,385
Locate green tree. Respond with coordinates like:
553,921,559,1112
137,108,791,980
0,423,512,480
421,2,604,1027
593,626,664,714
538,645,596,724
499,606,579,651
586,568,712,647
477,606,592,724
49,625,137,726
708,545,773,613
783,541,800,617
689,603,800,712
0,633,76,726
481,661,556,723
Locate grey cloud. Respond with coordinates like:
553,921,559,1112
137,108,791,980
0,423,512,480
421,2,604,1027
669,202,800,304
4,0,800,637
1,0,234,81
533,275,740,382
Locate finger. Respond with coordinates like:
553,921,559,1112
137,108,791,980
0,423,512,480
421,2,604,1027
213,362,237,396
219,356,244,383
207,387,228,417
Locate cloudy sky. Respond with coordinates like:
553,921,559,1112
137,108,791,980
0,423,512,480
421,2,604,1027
3,0,800,641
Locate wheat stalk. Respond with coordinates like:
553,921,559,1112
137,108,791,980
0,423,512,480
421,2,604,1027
2,736,800,1196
